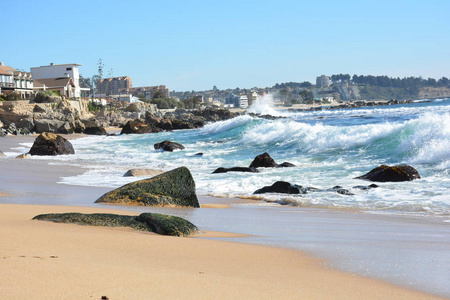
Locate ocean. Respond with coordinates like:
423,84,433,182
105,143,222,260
10,97,450,297
39,97,450,217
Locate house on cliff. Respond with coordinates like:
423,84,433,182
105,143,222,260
0,62,35,99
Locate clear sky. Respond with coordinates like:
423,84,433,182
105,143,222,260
3,0,449,91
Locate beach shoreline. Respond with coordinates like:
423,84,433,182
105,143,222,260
1,134,449,299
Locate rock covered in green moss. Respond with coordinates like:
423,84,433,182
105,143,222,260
32,212,198,236
96,167,200,207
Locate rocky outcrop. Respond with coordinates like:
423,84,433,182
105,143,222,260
154,140,185,152
120,120,153,134
123,169,164,177
355,165,421,182
213,167,260,174
96,167,200,207
249,152,296,168
29,132,75,156
33,212,198,237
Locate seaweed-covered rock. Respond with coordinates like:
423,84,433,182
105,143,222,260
355,165,421,182
212,167,259,174
249,152,278,168
29,132,75,156
32,212,198,236
154,140,185,152
96,167,200,207
254,181,307,194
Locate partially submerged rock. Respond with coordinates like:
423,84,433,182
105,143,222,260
212,167,259,174
249,152,278,168
123,169,164,177
154,140,185,152
249,152,296,168
96,167,200,207
356,165,420,182
33,212,198,236
84,126,107,135
254,181,307,194
29,132,75,156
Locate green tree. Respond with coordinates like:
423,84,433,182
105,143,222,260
4,92,20,100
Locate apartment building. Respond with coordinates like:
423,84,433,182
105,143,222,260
129,85,170,99
98,76,132,95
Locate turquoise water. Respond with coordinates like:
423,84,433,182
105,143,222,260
49,98,450,216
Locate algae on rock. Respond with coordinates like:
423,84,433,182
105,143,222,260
33,212,198,237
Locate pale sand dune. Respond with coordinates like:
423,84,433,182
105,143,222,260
0,204,443,300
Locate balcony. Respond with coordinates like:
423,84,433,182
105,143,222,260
0,82,15,88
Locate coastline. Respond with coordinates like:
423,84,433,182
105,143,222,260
1,134,448,299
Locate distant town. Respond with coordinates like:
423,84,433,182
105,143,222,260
1,61,449,110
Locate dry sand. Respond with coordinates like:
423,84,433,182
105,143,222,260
0,204,444,300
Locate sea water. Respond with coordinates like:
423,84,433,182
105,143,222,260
41,98,450,216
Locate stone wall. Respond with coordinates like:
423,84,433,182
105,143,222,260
0,100,52,115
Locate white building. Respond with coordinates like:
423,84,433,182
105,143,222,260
239,94,249,108
31,63,88,98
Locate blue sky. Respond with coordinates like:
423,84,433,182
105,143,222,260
3,0,449,91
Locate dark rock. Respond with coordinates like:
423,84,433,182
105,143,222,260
331,187,355,196
123,169,163,177
58,122,74,134
84,126,107,135
249,152,278,168
154,140,185,152
213,167,260,174
33,104,47,113
277,162,296,168
355,165,421,182
254,181,307,194
17,118,34,132
29,132,75,156
33,212,198,237
34,119,65,133
96,167,200,207
193,152,203,157
353,184,379,190
73,119,86,133
120,120,152,134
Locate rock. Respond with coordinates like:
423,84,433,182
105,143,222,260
330,186,355,196
213,167,260,174
33,104,47,113
125,103,141,112
353,184,379,190
249,152,278,168
355,165,421,182
74,119,86,133
33,212,198,237
58,122,74,134
120,120,152,134
193,152,203,157
17,118,35,133
15,153,31,159
34,119,65,133
0,150,5,157
96,167,200,208
123,169,164,177
84,126,107,135
154,140,185,152
254,181,307,194
277,162,296,168
29,132,75,156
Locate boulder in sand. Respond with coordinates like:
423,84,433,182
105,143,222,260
96,167,200,207
120,120,152,134
29,132,75,156
33,212,198,236
355,165,420,182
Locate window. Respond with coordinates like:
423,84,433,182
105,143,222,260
66,68,72,71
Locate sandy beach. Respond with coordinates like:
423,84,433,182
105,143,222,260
0,135,446,299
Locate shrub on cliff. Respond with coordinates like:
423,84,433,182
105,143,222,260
34,90,62,103
4,92,20,101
